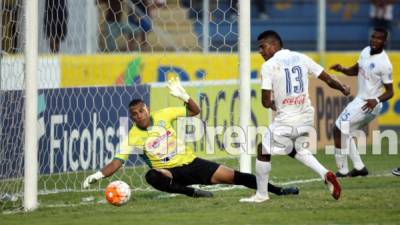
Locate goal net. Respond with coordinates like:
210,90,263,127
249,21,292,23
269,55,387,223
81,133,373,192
0,0,264,210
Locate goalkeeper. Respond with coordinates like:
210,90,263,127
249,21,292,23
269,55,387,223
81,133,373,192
83,77,299,198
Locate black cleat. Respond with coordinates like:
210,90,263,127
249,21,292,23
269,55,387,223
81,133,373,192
280,187,299,196
347,167,369,177
193,189,213,198
392,168,400,176
335,171,348,178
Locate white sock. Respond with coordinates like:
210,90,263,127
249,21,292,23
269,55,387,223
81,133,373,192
255,159,271,197
295,150,328,179
348,138,365,170
334,147,349,174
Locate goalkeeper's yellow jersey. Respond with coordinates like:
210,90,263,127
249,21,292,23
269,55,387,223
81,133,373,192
115,107,196,169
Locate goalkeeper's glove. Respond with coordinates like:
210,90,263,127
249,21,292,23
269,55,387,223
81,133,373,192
83,171,104,188
167,77,190,103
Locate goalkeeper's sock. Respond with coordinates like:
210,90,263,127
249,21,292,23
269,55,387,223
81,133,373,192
233,170,283,195
145,169,195,197
233,170,256,189
168,182,196,197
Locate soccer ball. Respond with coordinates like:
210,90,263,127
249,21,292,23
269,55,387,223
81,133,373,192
105,180,131,206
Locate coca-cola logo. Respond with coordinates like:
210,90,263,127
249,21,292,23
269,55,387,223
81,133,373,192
282,94,306,105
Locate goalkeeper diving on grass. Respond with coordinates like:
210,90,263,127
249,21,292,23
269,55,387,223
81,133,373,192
83,77,299,198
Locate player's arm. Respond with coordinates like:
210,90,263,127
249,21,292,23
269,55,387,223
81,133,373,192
101,159,123,177
378,83,394,102
362,83,394,113
318,71,350,96
168,77,200,116
261,89,276,111
82,159,123,188
185,98,200,116
83,136,132,188
260,63,276,110
330,63,359,76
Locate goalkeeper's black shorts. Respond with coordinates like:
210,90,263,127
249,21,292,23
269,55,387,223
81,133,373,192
167,157,220,185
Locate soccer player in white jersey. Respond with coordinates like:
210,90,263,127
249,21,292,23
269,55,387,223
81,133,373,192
240,30,350,203
330,27,394,177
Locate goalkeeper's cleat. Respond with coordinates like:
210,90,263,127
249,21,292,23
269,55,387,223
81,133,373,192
193,189,213,198
335,171,348,178
325,171,341,200
347,167,368,177
239,194,270,203
392,168,400,176
280,187,299,196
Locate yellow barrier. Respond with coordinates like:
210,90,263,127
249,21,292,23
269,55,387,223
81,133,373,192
60,52,400,126
61,53,262,85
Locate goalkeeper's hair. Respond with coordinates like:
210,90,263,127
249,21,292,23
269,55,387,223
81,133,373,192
129,99,146,107
257,30,283,47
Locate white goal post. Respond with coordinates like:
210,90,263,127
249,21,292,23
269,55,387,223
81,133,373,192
24,0,39,212
238,0,251,173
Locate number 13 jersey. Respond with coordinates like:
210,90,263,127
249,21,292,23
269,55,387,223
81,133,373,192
261,49,324,126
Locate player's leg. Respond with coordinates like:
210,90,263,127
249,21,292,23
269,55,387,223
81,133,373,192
292,146,328,179
333,99,361,176
287,145,328,180
335,98,377,177
144,168,211,198
292,147,341,200
240,134,273,203
333,124,349,177
210,159,299,196
333,104,354,177
279,125,329,180
291,127,341,200
347,137,368,177
348,106,379,177
240,125,300,202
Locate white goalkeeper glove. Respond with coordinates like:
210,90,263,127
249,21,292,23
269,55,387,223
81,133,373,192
83,171,104,188
167,77,190,103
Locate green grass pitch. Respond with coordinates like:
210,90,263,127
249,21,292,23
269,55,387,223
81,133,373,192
1,146,400,225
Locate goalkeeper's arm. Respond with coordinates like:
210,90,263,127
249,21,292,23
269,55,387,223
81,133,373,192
168,77,200,116
83,159,122,188
185,98,200,117
101,159,123,177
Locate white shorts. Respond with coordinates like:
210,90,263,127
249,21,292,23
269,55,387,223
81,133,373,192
261,122,314,155
335,97,381,135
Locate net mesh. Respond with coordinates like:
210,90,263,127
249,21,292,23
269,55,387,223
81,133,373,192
0,0,242,210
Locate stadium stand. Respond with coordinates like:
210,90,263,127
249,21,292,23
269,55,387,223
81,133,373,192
191,0,400,51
